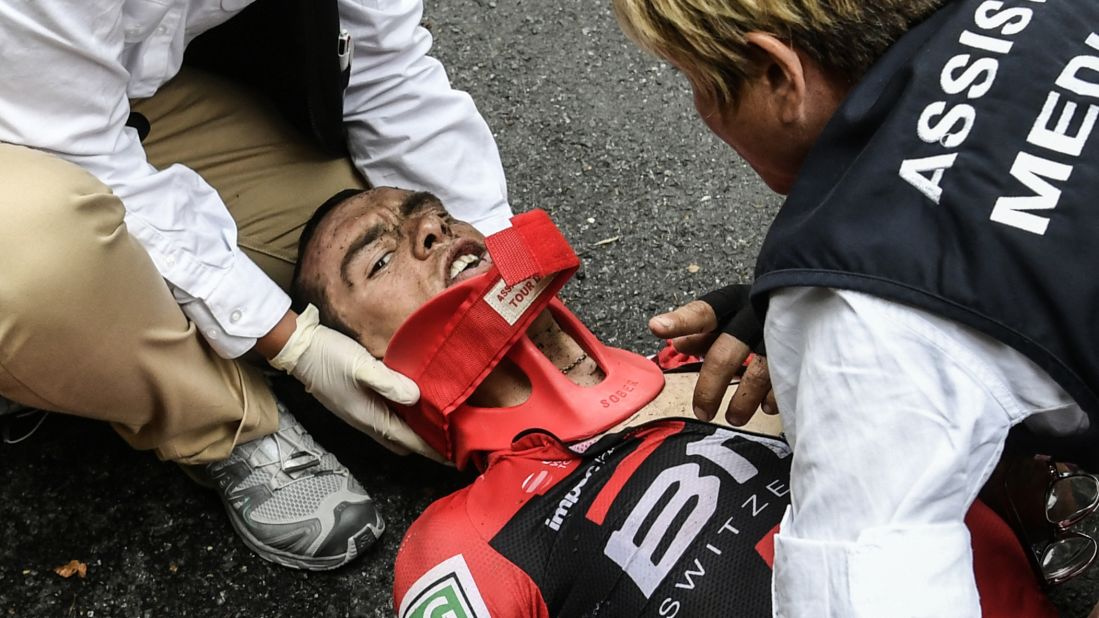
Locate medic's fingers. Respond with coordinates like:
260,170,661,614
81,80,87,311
692,332,752,422
726,355,773,426
369,407,448,463
670,332,720,356
649,301,719,339
354,355,420,406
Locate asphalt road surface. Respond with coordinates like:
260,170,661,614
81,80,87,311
2,0,1097,616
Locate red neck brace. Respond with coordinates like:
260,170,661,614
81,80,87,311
384,210,665,469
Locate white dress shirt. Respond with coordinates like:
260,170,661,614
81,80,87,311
765,287,1083,617
0,0,512,358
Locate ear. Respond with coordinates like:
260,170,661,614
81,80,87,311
743,32,807,125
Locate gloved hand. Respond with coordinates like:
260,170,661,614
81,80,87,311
270,305,443,460
649,284,776,426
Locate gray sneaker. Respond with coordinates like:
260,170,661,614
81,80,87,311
202,407,384,570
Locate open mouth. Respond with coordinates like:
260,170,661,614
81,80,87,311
446,242,492,286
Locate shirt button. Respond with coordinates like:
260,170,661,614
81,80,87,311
206,329,219,339
165,255,176,267
230,310,243,323
156,26,167,35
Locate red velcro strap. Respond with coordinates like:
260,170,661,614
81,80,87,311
385,209,582,460
422,275,562,411
486,210,579,285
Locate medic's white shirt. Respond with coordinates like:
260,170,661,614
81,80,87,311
765,288,1084,617
0,0,512,357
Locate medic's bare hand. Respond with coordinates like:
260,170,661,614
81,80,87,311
269,304,443,461
648,284,776,426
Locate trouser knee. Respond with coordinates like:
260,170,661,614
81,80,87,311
0,144,127,302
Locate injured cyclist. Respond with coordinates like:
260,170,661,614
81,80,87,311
291,187,1056,618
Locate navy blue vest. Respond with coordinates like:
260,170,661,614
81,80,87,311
753,0,1099,466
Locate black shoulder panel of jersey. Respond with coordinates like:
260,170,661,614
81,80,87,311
490,421,792,617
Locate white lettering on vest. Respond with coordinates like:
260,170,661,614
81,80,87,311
918,102,977,148
990,151,1073,234
1058,35,1099,99
899,154,959,203
974,1,1033,37
941,54,999,99
991,32,1099,234
899,0,1043,202
1027,92,1099,157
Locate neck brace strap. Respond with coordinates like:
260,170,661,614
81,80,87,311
384,209,664,468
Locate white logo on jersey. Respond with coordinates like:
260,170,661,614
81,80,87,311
522,469,552,494
544,450,613,531
399,555,492,618
604,430,791,599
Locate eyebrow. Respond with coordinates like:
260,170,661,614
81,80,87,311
335,192,440,285
400,191,441,218
340,223,386,286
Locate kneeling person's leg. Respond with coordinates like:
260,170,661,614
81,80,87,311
0,145,382,570
0,143,277,464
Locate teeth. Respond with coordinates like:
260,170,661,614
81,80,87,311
449,253,481,280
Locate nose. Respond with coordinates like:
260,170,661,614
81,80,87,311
410,212,449,260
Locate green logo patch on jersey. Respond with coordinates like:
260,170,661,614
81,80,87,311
400,555,491,618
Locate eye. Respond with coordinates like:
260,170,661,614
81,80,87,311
369,251,394,277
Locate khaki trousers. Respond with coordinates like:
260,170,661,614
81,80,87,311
0,68,366,464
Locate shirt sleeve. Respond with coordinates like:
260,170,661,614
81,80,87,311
337,0,513,235
0,1,289,359
764,287,1068,617
394,492,548,618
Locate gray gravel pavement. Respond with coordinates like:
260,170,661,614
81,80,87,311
2,0,1097,616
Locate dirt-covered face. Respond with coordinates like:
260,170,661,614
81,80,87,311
297,187,492,356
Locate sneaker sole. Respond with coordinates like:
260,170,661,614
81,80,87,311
220,501,386,571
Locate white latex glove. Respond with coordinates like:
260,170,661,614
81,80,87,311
270,305,442,460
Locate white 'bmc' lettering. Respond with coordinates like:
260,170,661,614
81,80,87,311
603,433,787,602
604,463,720,598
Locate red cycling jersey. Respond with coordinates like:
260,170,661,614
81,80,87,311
394,420,1056,617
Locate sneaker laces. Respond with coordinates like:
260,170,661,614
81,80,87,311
231,413,342,492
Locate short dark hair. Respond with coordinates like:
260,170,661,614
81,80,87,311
290,188,367,339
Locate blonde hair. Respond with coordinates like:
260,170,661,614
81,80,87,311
613,0,945,106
